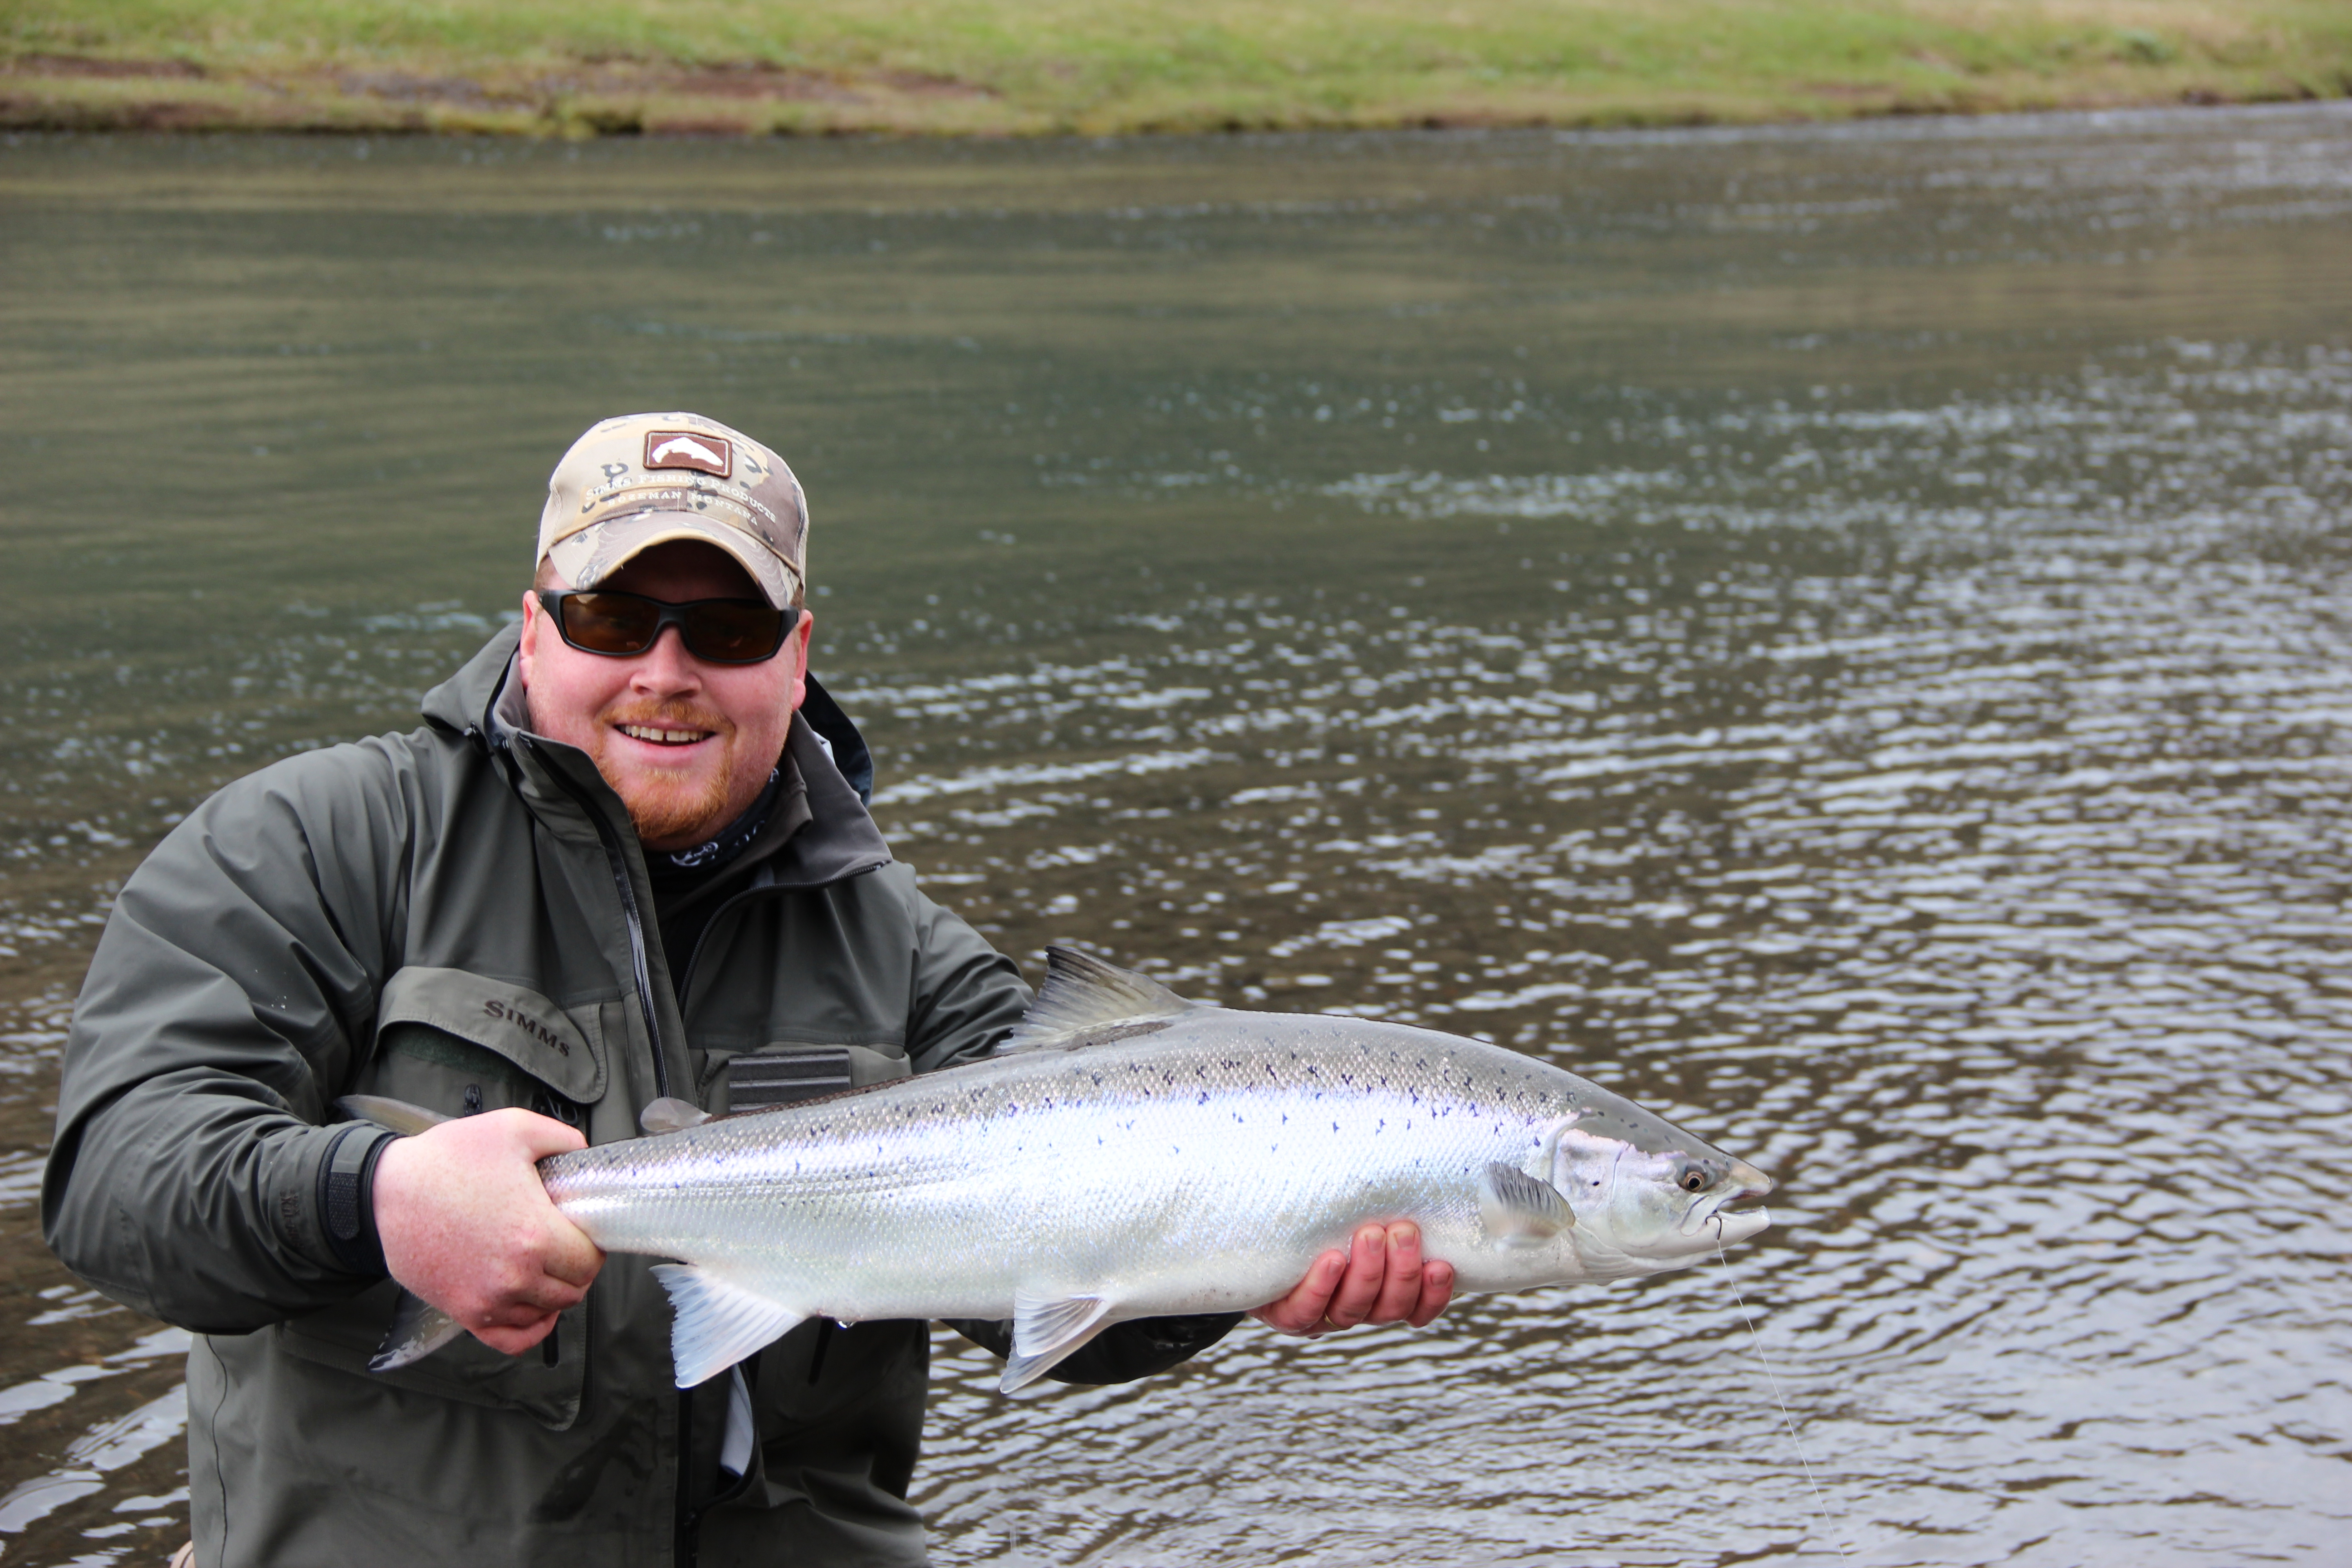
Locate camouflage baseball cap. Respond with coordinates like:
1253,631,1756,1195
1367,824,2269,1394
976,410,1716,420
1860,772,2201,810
537,412,808,608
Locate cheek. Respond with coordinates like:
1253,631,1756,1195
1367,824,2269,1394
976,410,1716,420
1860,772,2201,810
713,671,798,749
529,654,626,743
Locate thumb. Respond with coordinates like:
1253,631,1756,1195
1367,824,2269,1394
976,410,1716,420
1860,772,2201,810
500,1108,588,1161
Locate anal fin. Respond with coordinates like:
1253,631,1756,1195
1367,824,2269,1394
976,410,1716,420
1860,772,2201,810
650,1264,807,1389
1480,1161,1575,1248
371,1289,466,1372
1002,1288,1117,1394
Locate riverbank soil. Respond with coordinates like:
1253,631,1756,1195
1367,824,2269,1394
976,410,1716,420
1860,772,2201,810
3,0,2349,135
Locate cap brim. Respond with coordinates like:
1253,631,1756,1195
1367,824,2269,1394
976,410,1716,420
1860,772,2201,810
545,512,800,608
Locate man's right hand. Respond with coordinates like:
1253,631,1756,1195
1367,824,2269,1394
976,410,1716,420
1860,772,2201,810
371,1109,603,1356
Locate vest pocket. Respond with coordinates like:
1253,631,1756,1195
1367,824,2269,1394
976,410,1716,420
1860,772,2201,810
280,968,611,1426
372,965,606,1105
274,1283,589,1431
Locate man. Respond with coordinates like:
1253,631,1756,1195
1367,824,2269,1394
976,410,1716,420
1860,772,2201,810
44,412,1452,1567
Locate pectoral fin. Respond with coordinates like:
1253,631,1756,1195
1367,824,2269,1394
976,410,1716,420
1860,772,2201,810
1480,1162,1575,1248
650,1264,807,1389
639,1097,712,1135
1002,1288,1117,1393
370,1289,466,1372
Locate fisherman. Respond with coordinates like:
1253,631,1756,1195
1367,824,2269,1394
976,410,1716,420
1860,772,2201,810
43,412,1454,1567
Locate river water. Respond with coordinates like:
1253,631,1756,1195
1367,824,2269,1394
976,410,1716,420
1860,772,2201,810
2,105,2350,1566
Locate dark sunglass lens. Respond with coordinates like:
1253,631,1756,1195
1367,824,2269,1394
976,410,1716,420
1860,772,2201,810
682,602,786,662
560,593,662,654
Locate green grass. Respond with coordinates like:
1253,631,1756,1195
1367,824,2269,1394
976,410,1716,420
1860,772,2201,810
4,0,2348,135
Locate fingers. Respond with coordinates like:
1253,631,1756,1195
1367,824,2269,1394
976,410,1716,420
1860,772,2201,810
472,1314,560,1357
538,1212,605,1290
1248,1248,1348,1336
1408,1259,1456,1328
372,1107,605,1353
1321,1224,1391,1330
1366,1223,1425,1324
1256,1224,1455,1338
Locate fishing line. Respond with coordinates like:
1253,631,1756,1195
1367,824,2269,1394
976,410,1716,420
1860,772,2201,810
1715,1227,1850,1562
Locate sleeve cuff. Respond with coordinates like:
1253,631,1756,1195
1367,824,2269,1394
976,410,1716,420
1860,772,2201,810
315,1124,397,1278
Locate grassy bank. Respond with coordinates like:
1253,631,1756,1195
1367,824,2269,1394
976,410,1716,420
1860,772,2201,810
4,0,2349,137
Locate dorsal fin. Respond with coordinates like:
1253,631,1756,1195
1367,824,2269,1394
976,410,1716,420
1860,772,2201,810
995,945,1195,1054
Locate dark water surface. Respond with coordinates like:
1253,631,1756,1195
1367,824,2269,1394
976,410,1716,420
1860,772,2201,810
3,105,2350,1565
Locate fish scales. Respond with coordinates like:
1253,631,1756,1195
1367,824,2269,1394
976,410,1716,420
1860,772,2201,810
353,946,1772,1392
542,1009,1759,1338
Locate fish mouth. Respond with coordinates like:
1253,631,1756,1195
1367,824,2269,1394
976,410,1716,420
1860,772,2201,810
1680,1159,1777,1238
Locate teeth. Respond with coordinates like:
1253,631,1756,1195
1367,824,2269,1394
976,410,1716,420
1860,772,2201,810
620,725,707,745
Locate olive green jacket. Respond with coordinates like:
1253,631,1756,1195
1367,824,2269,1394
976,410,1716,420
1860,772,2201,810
44,625,1221,1567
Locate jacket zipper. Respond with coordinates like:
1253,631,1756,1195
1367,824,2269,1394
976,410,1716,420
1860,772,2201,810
524,737,672,1102
520,736,712,1560
669,878,799,1565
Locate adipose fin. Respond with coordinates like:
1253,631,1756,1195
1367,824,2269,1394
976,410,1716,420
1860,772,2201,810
639,1097,713,1135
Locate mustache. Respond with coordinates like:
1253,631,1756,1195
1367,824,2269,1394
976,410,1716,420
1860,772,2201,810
600,701,735,737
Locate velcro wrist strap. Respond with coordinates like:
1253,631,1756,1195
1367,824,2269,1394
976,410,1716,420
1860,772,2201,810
317,1124,397,1278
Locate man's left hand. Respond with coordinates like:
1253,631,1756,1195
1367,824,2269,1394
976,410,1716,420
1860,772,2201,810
1251,1221,1455,1337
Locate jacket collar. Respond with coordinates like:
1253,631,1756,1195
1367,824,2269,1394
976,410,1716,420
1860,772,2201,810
422,623,890,893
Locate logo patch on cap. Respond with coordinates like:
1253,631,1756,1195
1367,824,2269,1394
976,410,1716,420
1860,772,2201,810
643,431,732,478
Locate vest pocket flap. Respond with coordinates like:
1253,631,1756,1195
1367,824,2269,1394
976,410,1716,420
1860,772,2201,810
377,966,605,1103
277,1281,586,1431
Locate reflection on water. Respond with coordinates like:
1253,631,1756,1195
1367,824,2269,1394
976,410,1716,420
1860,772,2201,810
2,105,2350,1565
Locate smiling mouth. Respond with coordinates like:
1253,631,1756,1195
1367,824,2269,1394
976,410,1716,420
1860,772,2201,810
618,724,712,747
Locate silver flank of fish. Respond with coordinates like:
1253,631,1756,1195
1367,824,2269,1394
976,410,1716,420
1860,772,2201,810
531,947,1774,1393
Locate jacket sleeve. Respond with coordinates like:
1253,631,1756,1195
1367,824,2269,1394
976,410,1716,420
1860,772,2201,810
899,891,1247,1380
902,888,1031,1073
41,742,414,1332
941,1313,1244,1385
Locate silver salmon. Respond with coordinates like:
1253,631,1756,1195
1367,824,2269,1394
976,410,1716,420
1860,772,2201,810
355,946,1773,1392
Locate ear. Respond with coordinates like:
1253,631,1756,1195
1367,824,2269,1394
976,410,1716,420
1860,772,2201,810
784,608,814,712
516,589,544,691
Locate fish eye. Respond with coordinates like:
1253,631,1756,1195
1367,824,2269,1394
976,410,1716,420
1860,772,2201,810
1680,1170,1706,1192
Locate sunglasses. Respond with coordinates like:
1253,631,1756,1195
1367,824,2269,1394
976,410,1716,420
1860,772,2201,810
537,590,799,665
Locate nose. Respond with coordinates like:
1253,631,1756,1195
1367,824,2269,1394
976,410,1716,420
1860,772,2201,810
1726,1160,1775,1200
629,625,702,692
